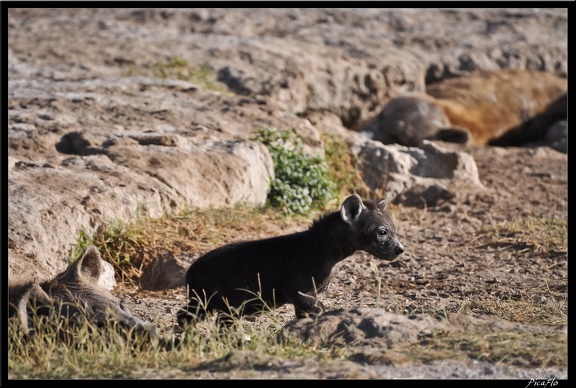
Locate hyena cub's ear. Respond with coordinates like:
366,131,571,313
341,194,366,224
59,245,103,285
377,198,388,211
76,245,103,283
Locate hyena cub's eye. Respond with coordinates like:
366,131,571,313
376,228,388,238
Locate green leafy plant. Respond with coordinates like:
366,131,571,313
252,128,337,214
151,55,189,79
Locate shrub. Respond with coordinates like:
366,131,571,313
252,128,337,214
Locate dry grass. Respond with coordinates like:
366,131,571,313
397,330,567,368
479,217,567,255
7,294,349,379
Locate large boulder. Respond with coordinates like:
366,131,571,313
7,74,323,282
349,138,484,208
8,138,274,282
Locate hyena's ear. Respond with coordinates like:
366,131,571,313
61,245,103,285
377,198,388,211
77,245,103,283
341,194,366,224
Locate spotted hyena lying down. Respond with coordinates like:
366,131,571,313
360,69,567,147
8,245,155,338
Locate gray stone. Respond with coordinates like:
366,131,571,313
349,138,483,205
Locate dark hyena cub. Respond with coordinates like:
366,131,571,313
177,194,404,327
8,245,155,338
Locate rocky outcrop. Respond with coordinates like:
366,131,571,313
280,307,565,350
8,137,274,282
8,8,567,130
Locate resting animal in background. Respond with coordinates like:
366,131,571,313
8,245,155,337
177,194,405,327
488,92,567,148
360,69,567,147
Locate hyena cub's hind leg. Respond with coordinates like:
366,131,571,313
176,299,207,327
176,286,212,328
177,294,243,332
293,290,326,319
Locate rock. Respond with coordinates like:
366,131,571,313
98,259,117,291
349,138,483,205
280,307,566,350
8,153,175,281
138,250,189,291
7,139,274,282
395,182,455,209
280,308,447,349
105,139,274,208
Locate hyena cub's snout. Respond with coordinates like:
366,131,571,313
377,234,404,261
394,239,405,256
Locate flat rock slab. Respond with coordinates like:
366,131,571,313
280,308,565,349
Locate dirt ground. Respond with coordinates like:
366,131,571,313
118,142,568,371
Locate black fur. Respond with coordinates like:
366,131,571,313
177,194,404,327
